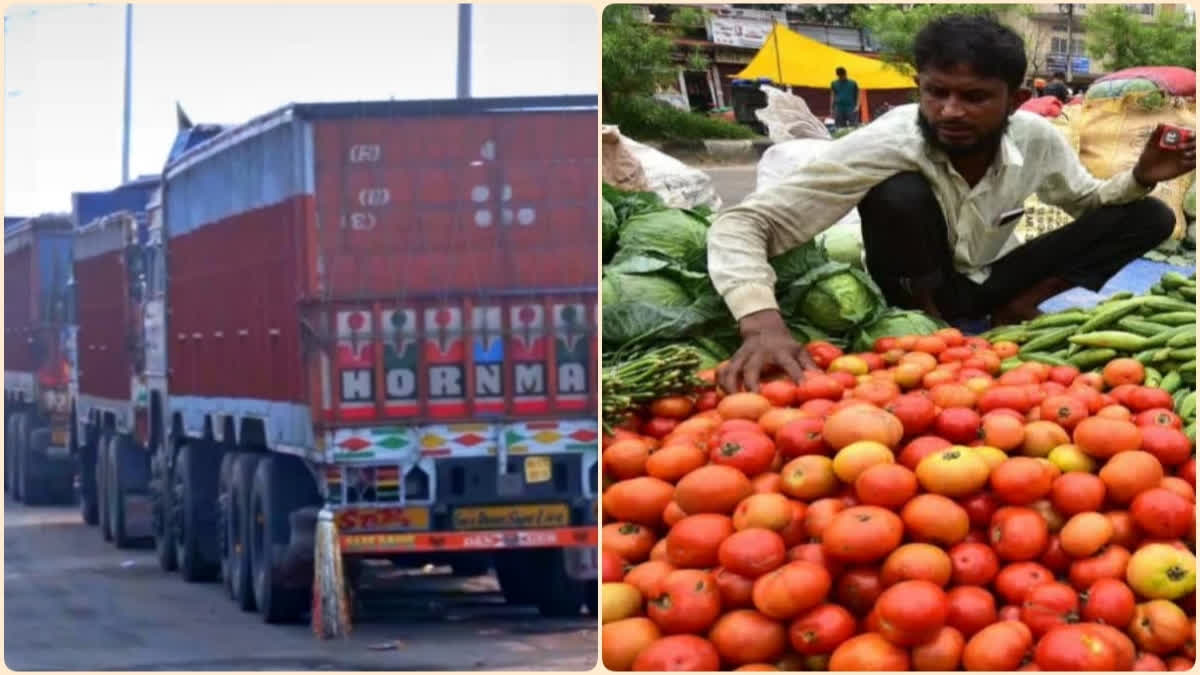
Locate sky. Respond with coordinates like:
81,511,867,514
3,3,598,216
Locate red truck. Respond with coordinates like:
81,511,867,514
5,214,77,504
69,95,600,622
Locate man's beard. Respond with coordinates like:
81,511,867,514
917,110,1009,158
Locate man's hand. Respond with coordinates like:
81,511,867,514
1133,124,1197,187
718,309,817,394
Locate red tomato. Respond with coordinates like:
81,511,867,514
995,562,1055,605
788,603,857,655
775,418,829,459
934,407,983,444
648,569,723,634
1020,581,1080,637
1080,578,1136,627
946,585,997,638
874,580,948,646
1135,408,1185,430
990,507,1049,561
949,542,1000,586
710,431,777,478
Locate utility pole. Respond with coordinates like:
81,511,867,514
121,3,132,184
1059,3,1075,84
457,4,471,99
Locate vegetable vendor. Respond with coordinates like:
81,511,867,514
708,13,1194,393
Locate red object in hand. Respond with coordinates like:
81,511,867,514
1158,124,1193,150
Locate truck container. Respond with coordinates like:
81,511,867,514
73,95,600,623
5,214,77,504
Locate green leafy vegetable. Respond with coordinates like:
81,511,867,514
603,199,619,263
850,309,946,352
782,261,884,334
614,208,711,271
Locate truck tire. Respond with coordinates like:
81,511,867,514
532,549,586,618
451,555,492,577
152,444,177,572
217,452,237,596
97,431,113,541
249,455,316,623
76,425,99,525
10,413,27,502
108,434,140,548
6,415,20,497
21,427,51,505
228,452,262,610
172,442,222,582
494,550,540,605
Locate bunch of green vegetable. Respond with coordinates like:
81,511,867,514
601,344,706,431
982,271,1197,440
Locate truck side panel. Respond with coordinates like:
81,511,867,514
74,247,132,401
164,121,313,405
5,244,34,373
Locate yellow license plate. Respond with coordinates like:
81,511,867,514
453,503,569,530
524,456,552,483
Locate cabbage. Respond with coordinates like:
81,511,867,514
602,270,695,349
770,240,828,290
603,199,619,263
850,310,946,352
781,262,884,334
615,208,710,271
817,220,864,269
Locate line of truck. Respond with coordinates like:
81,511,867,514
5,94,600,623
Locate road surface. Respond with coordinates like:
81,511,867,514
4,498,596,671
704,164,757,208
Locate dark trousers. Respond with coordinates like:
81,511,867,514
858,172,1176,321
834,108,857,128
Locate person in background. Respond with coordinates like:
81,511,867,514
830,67,860,128
1044,71,1071,103
707,13,1191,393
1033,77,1047,97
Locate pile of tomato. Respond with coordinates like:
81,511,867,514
600,328,1197,671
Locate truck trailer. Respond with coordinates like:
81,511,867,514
5,214,77,504
66,94,600,623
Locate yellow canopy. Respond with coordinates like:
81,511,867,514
735,24,917,90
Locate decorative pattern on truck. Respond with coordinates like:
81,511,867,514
423,306,466,417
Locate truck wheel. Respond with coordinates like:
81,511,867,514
249,455,314,623
152,445,177,572
228,453,262,610
6,415,20,497
108,435,139,548
533,549,585,618
494,550,540,605
97,432,113,541
76,427,99,525
78,440,99,524
11,413,27,502
21,427,51,505
172,442,222,582
217,452,236,595
451,555,492,577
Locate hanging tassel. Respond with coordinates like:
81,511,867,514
312,507,352,639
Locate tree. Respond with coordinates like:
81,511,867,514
1083,5,1196,72
601,5,711,113
1013,6,1052,81
851,4,1011,74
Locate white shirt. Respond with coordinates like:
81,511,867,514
707,104,1155,321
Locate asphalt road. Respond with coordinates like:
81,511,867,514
4,498,596,671
703,164,758,209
